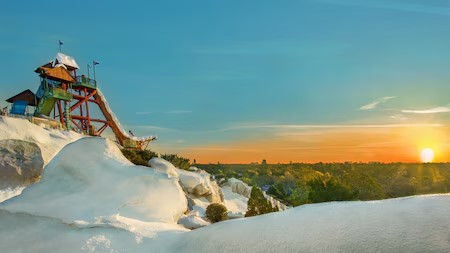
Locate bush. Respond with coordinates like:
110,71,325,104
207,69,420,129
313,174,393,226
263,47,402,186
121,149,191,170
121,149,158,166
205,203,228,223
161,154,191,170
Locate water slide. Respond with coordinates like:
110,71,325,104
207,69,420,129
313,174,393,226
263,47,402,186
34,96,56,116
94,89,155,149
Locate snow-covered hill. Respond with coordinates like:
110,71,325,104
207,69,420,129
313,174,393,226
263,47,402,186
2,138,188,225
0,117,449,252
0,116,82,164
0,116,82,198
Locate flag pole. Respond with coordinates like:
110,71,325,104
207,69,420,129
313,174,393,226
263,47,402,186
93,61,99,81
87,64,91,79
93,61,96,81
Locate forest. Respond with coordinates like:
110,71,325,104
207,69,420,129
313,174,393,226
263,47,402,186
121,150,450,207
198,161,450,207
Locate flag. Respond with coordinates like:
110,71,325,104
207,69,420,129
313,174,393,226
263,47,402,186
59,40,63,46
93,61,100,65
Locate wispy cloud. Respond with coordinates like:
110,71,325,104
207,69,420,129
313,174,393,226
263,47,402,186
318,0,450,16
390,114,408,120
402,106,450,114
359,96,395,110
210,123,443,132
167,110,192,114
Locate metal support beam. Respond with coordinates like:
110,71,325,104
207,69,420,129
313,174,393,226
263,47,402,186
70,115,109,124
70,90,97,112
97,123,109,135
57,101,64,126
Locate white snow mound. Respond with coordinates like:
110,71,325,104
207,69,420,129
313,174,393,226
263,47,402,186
177,169,214,195
0,116,82,164
178,214,210,229
221,185,248,215
148,158,179,179
1,138,188,225
171,194,450,253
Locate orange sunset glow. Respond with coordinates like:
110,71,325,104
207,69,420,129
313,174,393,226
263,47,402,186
180,125,450,164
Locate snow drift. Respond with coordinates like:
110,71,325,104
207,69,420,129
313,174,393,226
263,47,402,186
1,192,449,252
1,138,188,225
170,194,450,253
0,116,82,164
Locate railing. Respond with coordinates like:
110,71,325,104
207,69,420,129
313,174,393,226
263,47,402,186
75,76,97,89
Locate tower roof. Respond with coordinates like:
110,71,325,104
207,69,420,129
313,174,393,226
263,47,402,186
36,66,77,83
53,52,79,70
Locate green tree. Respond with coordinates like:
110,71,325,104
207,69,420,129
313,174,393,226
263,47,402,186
308,178,359,203
245,187,277,217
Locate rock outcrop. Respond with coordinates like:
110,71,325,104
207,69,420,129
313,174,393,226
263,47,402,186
0,139,44,188
223,177,290,211
177,167,224,217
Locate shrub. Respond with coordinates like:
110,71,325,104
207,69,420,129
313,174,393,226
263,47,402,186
161,154,191,170
121,149,191,170
121,149,157,166
205,203,228,223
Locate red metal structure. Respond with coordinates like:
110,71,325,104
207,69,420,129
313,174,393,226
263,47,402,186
32,53,154,149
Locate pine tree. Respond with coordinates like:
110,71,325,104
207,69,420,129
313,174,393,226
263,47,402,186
245,187,276,217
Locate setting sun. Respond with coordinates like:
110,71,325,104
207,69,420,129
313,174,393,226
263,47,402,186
420,148,435,163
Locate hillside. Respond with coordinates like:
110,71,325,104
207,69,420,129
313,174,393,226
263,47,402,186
0,117,449,252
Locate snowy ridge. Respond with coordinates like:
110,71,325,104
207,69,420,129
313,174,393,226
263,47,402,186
1,138,188,226
0,116,82,164
96,89,155,142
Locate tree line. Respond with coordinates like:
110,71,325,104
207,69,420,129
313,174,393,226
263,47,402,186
199,162,450,206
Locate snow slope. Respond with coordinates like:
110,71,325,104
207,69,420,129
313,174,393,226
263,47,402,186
1,138,188,225
1,118,449,252
0,116,82,164
170,194,450,253
1,193,449,252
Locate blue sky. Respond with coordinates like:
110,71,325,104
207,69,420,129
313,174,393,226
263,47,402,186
1,0,450,162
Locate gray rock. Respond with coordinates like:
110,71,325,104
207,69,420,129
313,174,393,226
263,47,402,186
0,139,44,188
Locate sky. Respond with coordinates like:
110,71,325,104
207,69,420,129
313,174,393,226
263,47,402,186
1,0,450,163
